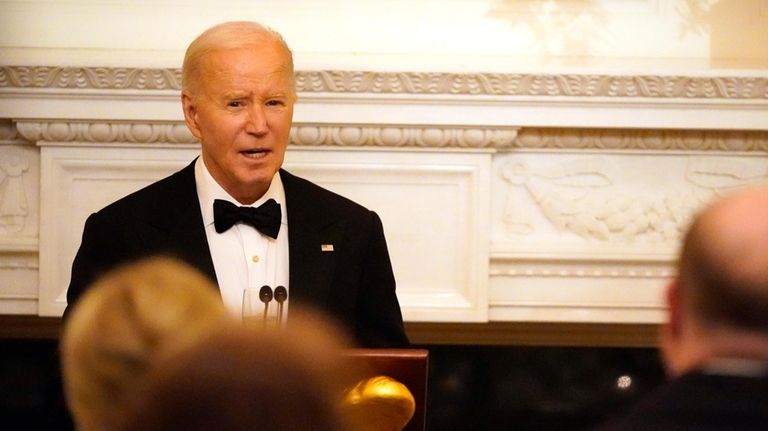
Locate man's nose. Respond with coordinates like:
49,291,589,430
245,105,268,135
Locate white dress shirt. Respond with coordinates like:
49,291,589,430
194,157,290,322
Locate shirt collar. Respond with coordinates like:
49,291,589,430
195,156,287,227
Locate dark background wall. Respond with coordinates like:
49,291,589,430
422,344,664,430
1,338,665,431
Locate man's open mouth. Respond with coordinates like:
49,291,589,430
242,149,268,159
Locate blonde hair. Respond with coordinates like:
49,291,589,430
121,308,361,431
182,21,295,97
61,257,231,431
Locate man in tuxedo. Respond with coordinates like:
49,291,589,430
597,186,768,430
65,21,408,349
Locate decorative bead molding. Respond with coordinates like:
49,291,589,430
489,266,673,279
14,121,519,149
13,120,768,151
2,66,767,99
514,128,768,152
0,253,38,270
490,256,674,279
16,121,198,144
290,125,519,148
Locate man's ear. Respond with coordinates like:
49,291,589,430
660,278,683,375
665,279,682,338
181,92,203,140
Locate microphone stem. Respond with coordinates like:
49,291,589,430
273,286,287,328
262,302,270,327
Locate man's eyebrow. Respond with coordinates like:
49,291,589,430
221,91,251,99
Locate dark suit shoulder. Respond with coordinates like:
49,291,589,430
66,160,203,313
280,169,373,219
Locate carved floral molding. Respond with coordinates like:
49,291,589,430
2,66,768,99
11,120,768,151
0,67,182,90
295,71,768,99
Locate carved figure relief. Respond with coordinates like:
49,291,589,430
0,149,29,233
500,156,767,243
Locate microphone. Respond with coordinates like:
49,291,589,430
259,285,273,327
274,285,288,326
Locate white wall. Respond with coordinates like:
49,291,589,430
2,0,767,71
0,0,766,322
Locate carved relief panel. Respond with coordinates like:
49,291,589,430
492,152,768,254
36,144,492,321
489,151,768,323
0,126,38,240
0,120,39,314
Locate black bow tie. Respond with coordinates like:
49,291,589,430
213,199,282,239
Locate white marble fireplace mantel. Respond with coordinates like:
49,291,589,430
2,0,768,324
1,64,766,324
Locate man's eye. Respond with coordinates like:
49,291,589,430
266,100,284,107
228,101,243,108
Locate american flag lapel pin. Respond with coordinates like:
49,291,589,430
321,244,334,252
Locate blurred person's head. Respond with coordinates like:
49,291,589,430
121,307,361,431
61,256,231,431
181,20,296,205
661,186,768,375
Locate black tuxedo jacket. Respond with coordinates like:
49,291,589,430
595,369,768,431
66,160,408,348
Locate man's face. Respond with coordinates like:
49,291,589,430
182,43,295,204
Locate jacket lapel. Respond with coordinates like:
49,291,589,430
281,169,343,307
147,160,218,284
